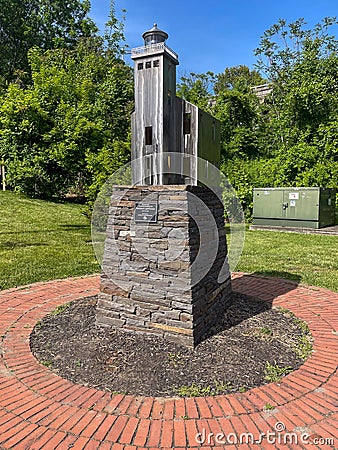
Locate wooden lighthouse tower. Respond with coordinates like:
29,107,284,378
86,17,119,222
131,24,221,186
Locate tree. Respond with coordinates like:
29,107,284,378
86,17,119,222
0,1,134,207
214,89,260,159
0,0,97,85
177,71,215,112
214,65,264,94
0,39,133,199
217,19,338,216
253,17,338,149
213,66,264,159
254,17,338,172
104,0,127,57
254,17,338,82
176,66,264,159
221,17,338,215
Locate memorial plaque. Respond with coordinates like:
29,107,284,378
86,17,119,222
134,202,158,222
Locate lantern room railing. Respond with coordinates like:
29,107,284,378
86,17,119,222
131,43,178,60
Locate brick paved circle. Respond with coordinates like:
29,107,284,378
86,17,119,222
0,273,337,449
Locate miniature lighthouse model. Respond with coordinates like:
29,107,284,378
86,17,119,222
96,25,232,347
131,24,221,185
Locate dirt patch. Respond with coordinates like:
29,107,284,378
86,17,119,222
30,293,312,397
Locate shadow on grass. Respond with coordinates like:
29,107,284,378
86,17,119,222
0,224,89,237
0,242,48,250
250,270,302,283
58,224,89,230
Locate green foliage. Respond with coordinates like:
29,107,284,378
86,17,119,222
104,1,128,56
291,317,312,360
35,320,43,329
254,17,338,82
0,39,133,200
2,12,338,216
174,380,232,397
167,352,183,368
84,139,131,213
214,65,265,93
176,71,215,112
41,360,53,368
50,303,70,316
292,317,310,333
259,326,273,337
264,403,275,410
0,3,132,207
276,306,293,315
0,0,97,85
177,65,264,161
178,19,338,218
214,89,260,159
296,335,313,361
222,18,338,217
221,158,278,217
264,361,292,382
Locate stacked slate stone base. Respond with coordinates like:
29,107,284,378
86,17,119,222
96,185,232,347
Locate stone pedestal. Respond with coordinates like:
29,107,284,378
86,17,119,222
96,185,232,347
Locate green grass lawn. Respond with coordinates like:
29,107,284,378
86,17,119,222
0,191,99,290
237,227,338,292
1,191,337,292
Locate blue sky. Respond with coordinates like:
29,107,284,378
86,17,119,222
89,0,338,77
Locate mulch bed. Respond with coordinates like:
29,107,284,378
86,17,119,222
30,293,311,397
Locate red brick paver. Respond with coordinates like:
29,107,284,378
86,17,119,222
0,273,337,449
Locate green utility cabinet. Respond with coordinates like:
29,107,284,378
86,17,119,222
253,187,336,228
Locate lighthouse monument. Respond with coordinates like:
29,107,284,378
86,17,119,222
96,25,232,347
